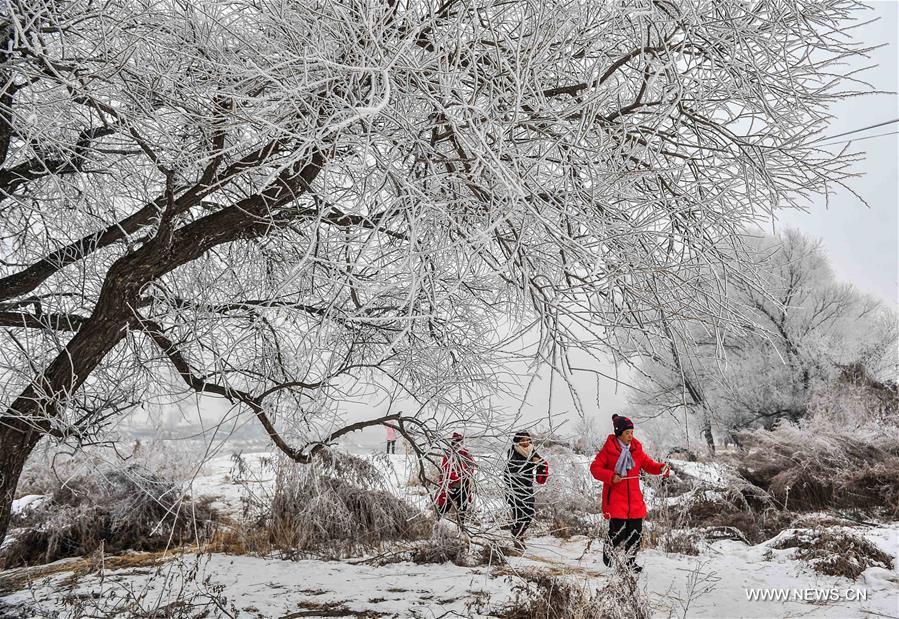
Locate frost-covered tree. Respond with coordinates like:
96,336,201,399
626,230,897,449
0,0,873,542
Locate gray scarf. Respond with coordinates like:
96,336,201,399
614,438,635,477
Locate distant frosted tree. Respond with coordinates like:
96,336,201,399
626,230,897,450
0,0,873,541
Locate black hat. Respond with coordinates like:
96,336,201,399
512,430,531,444
612,414,634,437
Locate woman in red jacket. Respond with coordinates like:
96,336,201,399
435,433,476,526
590,414,669,573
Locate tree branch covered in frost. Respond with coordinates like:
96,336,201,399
0,0,875,540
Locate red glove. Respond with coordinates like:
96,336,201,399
536,460,549,485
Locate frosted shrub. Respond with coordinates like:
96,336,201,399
534,449,600,539
14,440,197,500
1,465,218,568
500,568,650,619
774,529,893,579
735,422,899,516
264,450,431,559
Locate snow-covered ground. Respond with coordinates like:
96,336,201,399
2,448,897,618
3,528,897,618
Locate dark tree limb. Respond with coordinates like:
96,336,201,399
141,317,431,469
0,136,292,303
0,310,88,331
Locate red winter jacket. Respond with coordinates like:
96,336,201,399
435,448,476,507
590,434,666,520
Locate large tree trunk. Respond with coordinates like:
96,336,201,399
0,312,133,545
0,154,325,546
0,422,42,548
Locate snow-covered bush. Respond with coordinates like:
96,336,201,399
735,422,899,516
671,489,791,545
259,450,431,559
14,439,197,500
773,529,893,579
499,568,650,619
410,521,501,567
645,461,789,545
1,466,219,568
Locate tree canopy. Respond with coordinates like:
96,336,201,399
0,0,872,542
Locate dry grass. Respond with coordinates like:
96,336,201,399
2,466,220,569
411,536,500,568
242,450,432,559
283,601,386,617
410,523,470,566
734,423,899,517
647,529,702,556
497,569,604,619
0,547,182,595
774,529,893,579
497,567,650,619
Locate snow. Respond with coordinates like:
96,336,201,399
857,522,899,560
499,532,899,618
10,494,45,514
3,531,897,618
187,451,277,514
0,552,511,617
668,459,733,487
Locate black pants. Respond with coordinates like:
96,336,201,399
386,440,396,454
605,518,643,566
507,492,535,538
437,485,470,522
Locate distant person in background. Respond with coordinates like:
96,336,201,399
384,423,397,454
435,432,476,527
504,430,548,550
590,414,669,573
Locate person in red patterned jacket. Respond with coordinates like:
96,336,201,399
590,414,669,573
435,432,476,526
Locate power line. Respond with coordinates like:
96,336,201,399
815,128,899,148
808,117,899,144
